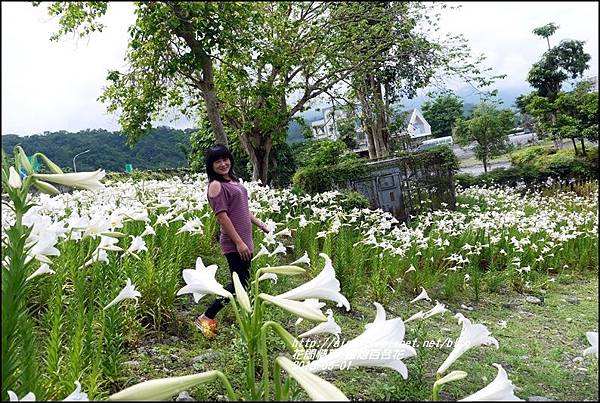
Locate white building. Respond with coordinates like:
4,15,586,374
581,75,598,92
310,106,432,153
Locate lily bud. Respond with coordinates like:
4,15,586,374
232,272,252,313
32,179,60,195
8,166,22,189
15,145,33,174
109,371,219,401
33,152,64,174
276,356,349,401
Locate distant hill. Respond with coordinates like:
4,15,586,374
2,127,192,172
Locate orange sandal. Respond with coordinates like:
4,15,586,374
195,314,218,339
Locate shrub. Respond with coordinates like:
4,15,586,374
337,189,371,210
292,159,367,194
510,145,553,166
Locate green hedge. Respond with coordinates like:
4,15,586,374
457,146,598,188
292,159,368,194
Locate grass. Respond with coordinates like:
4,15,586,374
119,269,598,401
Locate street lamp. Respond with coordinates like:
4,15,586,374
73,149,90,172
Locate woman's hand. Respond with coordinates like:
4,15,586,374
259,223,270,234
236,240,252,261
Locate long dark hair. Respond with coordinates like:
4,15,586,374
205,144,239,182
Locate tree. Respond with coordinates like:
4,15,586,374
527,40,591,101
533,22,559,50
553,81,598,156
454,102,515,173
421,92,464,139
330,2,503,160
36,2,263,147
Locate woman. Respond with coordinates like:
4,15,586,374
196,144,269,339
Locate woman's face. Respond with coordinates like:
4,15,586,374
213,157,231,176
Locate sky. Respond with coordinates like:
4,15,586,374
2,1,598,136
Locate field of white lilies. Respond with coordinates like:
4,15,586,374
2,148,598,401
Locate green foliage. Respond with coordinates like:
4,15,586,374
2,127,190,172
421,92,464,138
292,139,358,169
292,159,368,195
337,189,371,211
457,146,598,188
454,102,515,171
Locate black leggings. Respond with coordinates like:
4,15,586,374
204,252,252,319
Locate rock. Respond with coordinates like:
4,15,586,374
439,390,456,401
124,360,140,367
170,354,179,362
525,296,542,305
572,356,584,363
566,298,579,305
518,310,534,318
566,317,573,323
460,304,474,311
170,335,180,343
176,391,194,401
191,351,223,363
502,303,518,309
527,396,553,401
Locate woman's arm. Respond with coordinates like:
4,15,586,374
250,213,269,233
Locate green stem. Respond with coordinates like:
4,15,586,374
227,295,248,341
273,359,282,401
215,371,238,401
260,325,270,400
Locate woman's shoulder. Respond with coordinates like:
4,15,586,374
208,180,223,198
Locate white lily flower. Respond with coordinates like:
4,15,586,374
459,363,523,401
275,228,292,237
405,265,416,274
124,235,147,259
83,249,109,267
404,310,425,323
109,371,219,401
140,223,156,237
252,244,270,261
276,357,349,401
263,232,277,245
306,303,416,379
26,232,60,264
232,272,252,313
299,309,341,338
97,235,123,252
295,299,327,326
8,166,22,189
33,169,105,191
177,257,231,302
7,391,35,401
269,242,287,257
104,278,141,310
422,301,447,319
276,253,350,311
63,381,89,401
437,313,499,374
257,272,278,284
26,263,56,282
497,320,508,329
290,251,311,267
259,293,327,322
410,287,431,304
434,370,468,387
583,331,598,357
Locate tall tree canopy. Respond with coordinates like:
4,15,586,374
37,1,500,181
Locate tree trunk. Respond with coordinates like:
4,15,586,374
580,138,587,156
199,55,229,147
483,157,488,173
240,132,272,184
571,137,578,155
373,78,389,157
